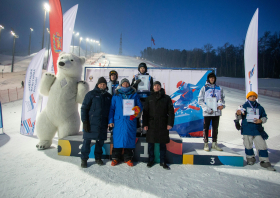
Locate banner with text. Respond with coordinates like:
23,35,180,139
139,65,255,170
244,8,259,98
20,49,45,135
84,67,212,137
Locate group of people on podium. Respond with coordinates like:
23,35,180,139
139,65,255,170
79,62,275,171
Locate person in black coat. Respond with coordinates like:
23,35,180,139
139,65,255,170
143,81,175,170
80,77,112,168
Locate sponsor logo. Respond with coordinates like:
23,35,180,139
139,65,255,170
89,76,93,81
21,118,36,134
53,32,62,53
25,93,36,111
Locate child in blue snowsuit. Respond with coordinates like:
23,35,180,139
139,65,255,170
235,91,275,171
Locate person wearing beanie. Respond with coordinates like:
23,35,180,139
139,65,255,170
80,77,112,168
143,81,174,170
198,72,225,152
108,78,143,167
109,70,119,94
235,91,275,171
131,62,154,135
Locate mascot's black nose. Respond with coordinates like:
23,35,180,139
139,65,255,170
59,62,65,66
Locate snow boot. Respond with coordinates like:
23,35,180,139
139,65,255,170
260,161,276,171
147,161,154,168
246,157,256,165
212,142,223,151
81,159,87,168
126,160,133,167
95,159,104,166
160,163,170,170
204,143,210,151
111,159,119,166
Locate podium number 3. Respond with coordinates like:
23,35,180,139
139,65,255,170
210,157,215,164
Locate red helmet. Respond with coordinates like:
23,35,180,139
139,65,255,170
177,81,185,88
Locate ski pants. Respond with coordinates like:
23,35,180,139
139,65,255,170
112,148,134,162
243,135,269,162
81,139,104,160
203,116,220,143
148,143,166,163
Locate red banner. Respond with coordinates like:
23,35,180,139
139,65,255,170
49,0,63,75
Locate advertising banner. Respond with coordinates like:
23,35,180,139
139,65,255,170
42,5,78,111
244,8,259,98
49,0,63,75
84,67,212,137
20,49,45,135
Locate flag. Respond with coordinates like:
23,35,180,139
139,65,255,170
244,8,258,99
41,4,79,112
49,0,63,75
20,49,45,135
151,35,155,45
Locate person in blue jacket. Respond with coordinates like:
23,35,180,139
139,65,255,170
80,77,112,168
108,78,143,167
109,70,119,95
235,91,275,171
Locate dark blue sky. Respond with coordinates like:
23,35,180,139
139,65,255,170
0,0,279,56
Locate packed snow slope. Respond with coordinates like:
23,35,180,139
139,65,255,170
0,87,280,198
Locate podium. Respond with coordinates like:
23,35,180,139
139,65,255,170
58,131,183,164
182,138,244,167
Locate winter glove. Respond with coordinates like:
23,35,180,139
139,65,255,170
234,119,241,131
132,79,141,89
130,106,141,120
83,121,90,133
206,108,213,114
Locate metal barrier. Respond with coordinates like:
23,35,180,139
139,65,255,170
219,81,280,98
0,87,24,103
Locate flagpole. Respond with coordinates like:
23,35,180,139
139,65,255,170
151,35,152,48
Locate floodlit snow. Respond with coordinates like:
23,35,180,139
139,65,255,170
0,53,280,197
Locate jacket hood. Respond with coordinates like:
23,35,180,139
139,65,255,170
115,86,136,95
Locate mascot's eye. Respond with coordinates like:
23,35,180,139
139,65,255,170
71,59,74,61
61,57,63,59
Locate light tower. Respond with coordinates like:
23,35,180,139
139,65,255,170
119,33,122,55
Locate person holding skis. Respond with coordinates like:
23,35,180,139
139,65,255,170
143,81,175,170
80,77,112,168
108,78,142,167
198,72,225,152
109,70,119,95
235,91,275,171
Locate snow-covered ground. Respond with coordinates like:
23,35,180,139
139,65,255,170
1,52,280,197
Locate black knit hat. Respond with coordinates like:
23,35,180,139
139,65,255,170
97,77,107,86
153,81,161,87
120,78,130,86
109,70,118,80
138,62,147,73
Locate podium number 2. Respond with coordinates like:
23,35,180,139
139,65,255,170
210,157,215,164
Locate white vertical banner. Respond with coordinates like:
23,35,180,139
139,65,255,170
41,4,79,111
244,8,258,98
20,49,45,135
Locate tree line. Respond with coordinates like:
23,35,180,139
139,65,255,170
140,31,280,78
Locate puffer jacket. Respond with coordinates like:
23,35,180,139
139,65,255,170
108,86,143,148
198,83,225,116
81,85,112,140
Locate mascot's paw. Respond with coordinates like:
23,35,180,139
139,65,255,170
76,81,89,104
36,140,52,150
44,73,56,82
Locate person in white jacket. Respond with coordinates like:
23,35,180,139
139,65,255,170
198,72,225,151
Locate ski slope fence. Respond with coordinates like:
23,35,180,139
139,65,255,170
218,81,280,98
0,87,24,103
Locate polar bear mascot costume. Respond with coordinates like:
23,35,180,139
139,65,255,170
36,52,89,150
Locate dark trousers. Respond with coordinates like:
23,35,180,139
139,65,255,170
112,148,134,162
203,116,220,143
81,139,104,160
148,143,166,163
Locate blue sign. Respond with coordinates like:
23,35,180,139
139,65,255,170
0,102,3,129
